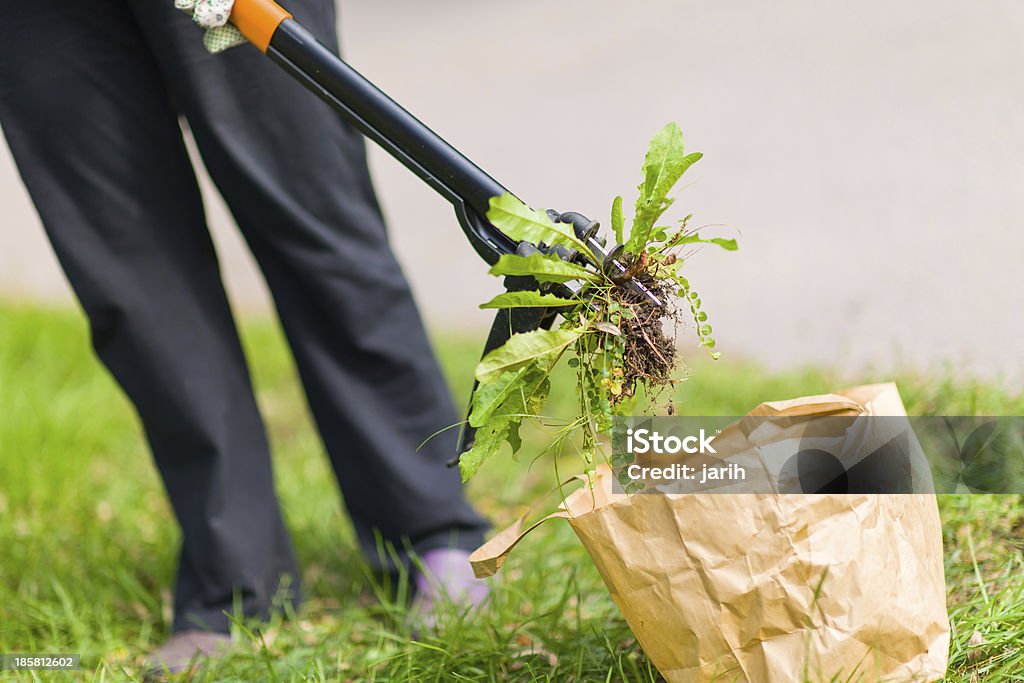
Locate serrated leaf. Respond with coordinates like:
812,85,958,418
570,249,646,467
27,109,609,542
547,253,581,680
459,418,513,482
639,123,686,200
479,291,579,310
627,122,702,253
469,361,551,428
502,366,552,454
630,153,701,251
526,375,551,413
475,328,585,383
611,195,625,245
487,194,591,257
488,253,598,284
469,365,534,427
463,364,553,480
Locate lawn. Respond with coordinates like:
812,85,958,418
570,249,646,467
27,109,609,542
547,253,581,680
0,301,1021,681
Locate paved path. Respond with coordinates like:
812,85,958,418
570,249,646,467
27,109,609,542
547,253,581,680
2,0,1022,378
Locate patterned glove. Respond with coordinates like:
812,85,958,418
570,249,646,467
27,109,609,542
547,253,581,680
174,0,247,53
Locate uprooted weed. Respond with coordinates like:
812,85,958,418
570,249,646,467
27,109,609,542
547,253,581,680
458,122,737,482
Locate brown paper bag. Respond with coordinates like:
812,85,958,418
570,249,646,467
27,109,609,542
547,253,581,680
471,383,950,682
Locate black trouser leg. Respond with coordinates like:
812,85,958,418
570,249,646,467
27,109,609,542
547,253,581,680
128,0,489,567
0,0,300,633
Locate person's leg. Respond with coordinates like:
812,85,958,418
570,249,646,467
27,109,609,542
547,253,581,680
129,0,488,567
0,0,299,633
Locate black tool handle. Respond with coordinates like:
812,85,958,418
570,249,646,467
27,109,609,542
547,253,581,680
265,20,519,263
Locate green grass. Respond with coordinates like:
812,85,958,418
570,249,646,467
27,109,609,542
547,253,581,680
0,301,1021,681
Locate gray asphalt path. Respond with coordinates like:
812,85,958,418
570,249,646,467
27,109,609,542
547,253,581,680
2,0,1022,378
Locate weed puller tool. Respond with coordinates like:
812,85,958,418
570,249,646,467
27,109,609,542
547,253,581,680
224,0,661,461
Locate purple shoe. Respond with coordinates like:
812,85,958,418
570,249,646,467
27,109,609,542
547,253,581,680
142,630,232,680
410,548,490,631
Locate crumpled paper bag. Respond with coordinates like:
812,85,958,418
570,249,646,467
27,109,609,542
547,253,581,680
471,383,950,682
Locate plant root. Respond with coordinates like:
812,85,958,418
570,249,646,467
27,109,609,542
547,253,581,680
608,271,681,404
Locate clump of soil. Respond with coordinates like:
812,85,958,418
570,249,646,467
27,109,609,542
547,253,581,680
609,270,682,403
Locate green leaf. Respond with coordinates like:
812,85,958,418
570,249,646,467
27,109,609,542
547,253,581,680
475,328,585,383
676,234,738,251
479,291,579,310
462,364,553,481
505,419,523,454
639,124,685,201
487,194,591,258
504,365,552,425
488,253,598,284
459,418,513,482
525,374,551,414
709,237,738,251
626,122,702,254
462,123,732,482
469,364,537,427
611,195,625,245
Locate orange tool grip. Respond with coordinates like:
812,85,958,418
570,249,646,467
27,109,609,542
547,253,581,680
230,0,293,53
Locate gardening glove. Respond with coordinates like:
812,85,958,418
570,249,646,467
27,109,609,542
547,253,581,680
174,0,247,53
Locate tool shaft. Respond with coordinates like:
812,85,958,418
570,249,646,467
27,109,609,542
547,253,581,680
266,21,509,220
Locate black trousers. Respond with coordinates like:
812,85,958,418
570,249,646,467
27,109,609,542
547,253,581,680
0,0,487,633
